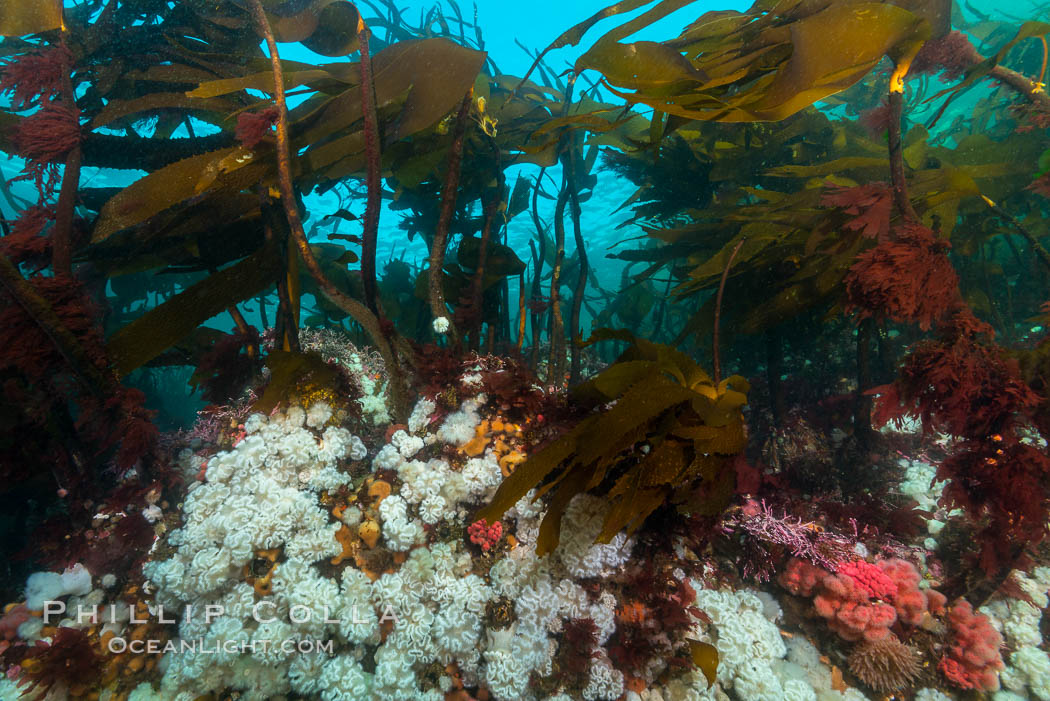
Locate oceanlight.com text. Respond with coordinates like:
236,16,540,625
106,637,335,656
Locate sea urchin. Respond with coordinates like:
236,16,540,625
848,636,921,693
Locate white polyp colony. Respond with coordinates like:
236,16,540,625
436,396,485,446
138,407,368,700
123,383,900,701
554,495,635,579
985,567,1050,701
128,390,684,701
24,563,93,610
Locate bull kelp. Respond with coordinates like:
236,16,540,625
0,0,1049,699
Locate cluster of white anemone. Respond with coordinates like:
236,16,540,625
130,391,637,701
128,381,898,701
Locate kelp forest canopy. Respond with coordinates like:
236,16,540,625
3,0,1050,637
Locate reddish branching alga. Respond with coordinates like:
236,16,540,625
608,569,700,676
1,204,56,267
6,627,101,698
728,499,855,580
191,328,263,404
235,106,279,149
1028,173,1050,199
10,102,81,200
876,309,1040,438
873,306,1048,577
0,44,73,110
844,222,960,331
909,31,982,81
822,182,893,241
556,618,599,686
858,101,893,139
0,44,80,201
0,272,159,570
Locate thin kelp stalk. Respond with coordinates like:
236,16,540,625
887,74,919,225
566,143,588,386
247,0,409,419
548,75,578,385
527,239,543,367
765,327,785,428
528,169,547,370
498,210,513,351
854,318,875,447
548,181,569,385
650,275,673,343
52,37,80,278
978,240,1011,341
259,189,300,352
925,81,976,130
469,142,505,351
357,19,382,315
257,293,268,328
992,60,1050,113
274,270,298,352
499,273,510,351
856,64,921,443
470,197,496,350
999,221,1028,275
0,252,106,396
228,304,258,359
428,90,473,342
209,261,259,358
1038,36,1048,86
713,238,746,386
981,194,1050,275
515,268,526,352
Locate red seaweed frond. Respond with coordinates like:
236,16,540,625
873,302,1048,577
558,618,599,681
83,510,157,579
1,204,56,266
608,568,701,675
822,182,893,241
1012,101,1050,132
235,106,279,148
844,222,959,331
477,357,550,421
411,342,468,404
909,31,982,81
884,308,1039,438
14,627,101,698
858,101,893,140
0,274,107,381
939,440,1050,575
10,102,81,200
1027,173,1050,199
190,328,263,404
0,44,72,109
0,272,157,493
77,386,158,470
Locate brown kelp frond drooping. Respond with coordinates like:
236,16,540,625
476,329,748,554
